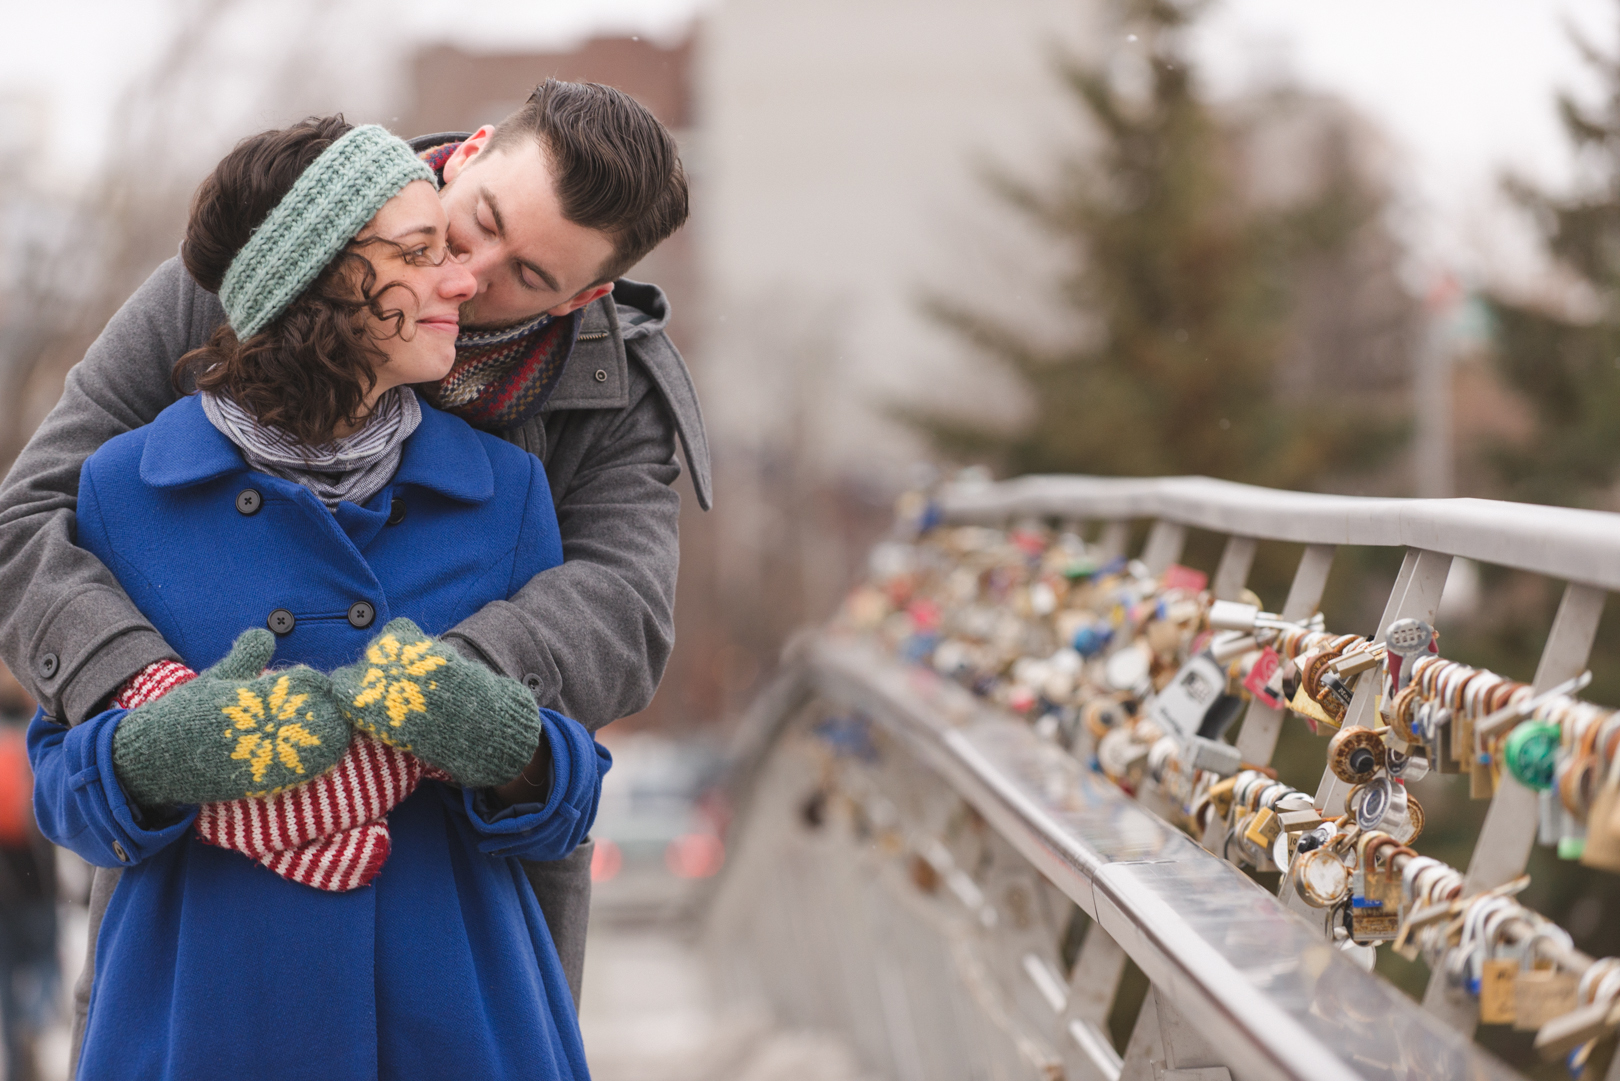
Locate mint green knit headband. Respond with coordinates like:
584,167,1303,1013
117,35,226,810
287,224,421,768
219,124,435,340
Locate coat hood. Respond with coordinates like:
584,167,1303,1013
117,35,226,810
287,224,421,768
610,279,670,341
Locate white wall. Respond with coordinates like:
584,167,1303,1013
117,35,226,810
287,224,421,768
696,0,1113,482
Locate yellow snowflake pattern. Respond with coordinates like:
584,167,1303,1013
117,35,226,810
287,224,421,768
351,631,449,734
220,676,323,785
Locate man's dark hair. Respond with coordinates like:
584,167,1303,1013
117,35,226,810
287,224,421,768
484,79,689,285
178,115,422,446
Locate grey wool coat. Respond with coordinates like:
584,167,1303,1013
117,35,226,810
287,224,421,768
0,255,710,1023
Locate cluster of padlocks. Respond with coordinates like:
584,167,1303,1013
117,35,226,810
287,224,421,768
835,507,1620,1069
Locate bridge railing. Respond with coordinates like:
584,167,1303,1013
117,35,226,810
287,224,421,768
700,475,1620,1081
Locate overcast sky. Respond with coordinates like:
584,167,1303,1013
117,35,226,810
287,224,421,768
1194,0,1615,286
2,0,1613,284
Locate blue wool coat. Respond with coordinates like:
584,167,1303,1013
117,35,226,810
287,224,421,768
30,394,607,1081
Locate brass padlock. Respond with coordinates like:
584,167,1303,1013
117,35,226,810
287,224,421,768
1328,726,1385,784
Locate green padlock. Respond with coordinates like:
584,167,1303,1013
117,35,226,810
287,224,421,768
1503,719,1561,791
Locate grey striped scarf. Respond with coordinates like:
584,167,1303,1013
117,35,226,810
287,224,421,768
200,388,422,510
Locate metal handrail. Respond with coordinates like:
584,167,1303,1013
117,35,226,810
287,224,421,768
940,475,1620,590
710,474,1620,1077
794,635,1520,1081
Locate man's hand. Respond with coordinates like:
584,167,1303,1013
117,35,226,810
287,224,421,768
111,629,351,809
331,618,542,788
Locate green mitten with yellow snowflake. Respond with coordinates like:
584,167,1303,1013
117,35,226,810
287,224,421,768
112,628,351,809
330,617,541,788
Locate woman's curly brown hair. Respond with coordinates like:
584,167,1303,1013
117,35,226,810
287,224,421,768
175,115,423,447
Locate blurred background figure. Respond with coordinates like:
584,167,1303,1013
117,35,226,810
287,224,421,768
0,663,56,1081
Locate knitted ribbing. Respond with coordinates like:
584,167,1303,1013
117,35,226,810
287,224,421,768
113,659,198,710
220,125,434,340
195,734,453,892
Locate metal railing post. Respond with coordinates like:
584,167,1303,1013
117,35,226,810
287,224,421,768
1140,522,1188,577
1315,549,1453,813
1065,923,1128,1080
1464,580,1608,892
1100,521,1131,562
1210,536,1258,602
1120,988,1232,1081
1236,544,1336,766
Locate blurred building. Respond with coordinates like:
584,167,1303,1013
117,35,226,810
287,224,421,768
698,0,1110,479
695,0,1119,723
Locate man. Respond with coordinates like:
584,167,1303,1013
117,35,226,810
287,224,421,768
0,78,708,1029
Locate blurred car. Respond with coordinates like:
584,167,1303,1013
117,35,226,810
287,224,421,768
588,733,728,922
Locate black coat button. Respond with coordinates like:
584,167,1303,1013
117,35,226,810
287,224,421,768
347,602,376,629
267,609,296,635
38,653,58,679
236,488,263,516
386,500,407,526
522,673,543,693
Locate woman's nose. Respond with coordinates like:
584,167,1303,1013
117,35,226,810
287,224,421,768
440,257,477,302
450,242,494,294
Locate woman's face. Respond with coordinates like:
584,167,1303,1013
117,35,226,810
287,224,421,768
353,180,477,402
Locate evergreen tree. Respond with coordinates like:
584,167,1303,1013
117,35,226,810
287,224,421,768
915,0,1399,490
1487,24,1620,508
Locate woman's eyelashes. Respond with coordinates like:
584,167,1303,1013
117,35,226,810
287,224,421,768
402,243,450,267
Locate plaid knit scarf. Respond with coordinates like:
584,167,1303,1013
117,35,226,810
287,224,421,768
422,308,584,430
418,140,585,433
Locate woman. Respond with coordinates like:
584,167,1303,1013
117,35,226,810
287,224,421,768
29,117,606,1080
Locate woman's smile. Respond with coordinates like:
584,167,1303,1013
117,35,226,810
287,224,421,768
356,179,478,397
416,314,461,335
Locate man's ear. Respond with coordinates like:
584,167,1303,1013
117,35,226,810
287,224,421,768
441,125,498,185
547,282,615,318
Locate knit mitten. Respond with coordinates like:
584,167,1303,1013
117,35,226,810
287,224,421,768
330,618,541,788
112,629,351,808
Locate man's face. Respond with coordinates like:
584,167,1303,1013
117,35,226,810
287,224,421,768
438,128,617,331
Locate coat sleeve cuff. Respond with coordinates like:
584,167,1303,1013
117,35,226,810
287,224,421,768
61,627,179,726
29,708,195,868
455,710,609,861
441,601,559,703
89,709,196,862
